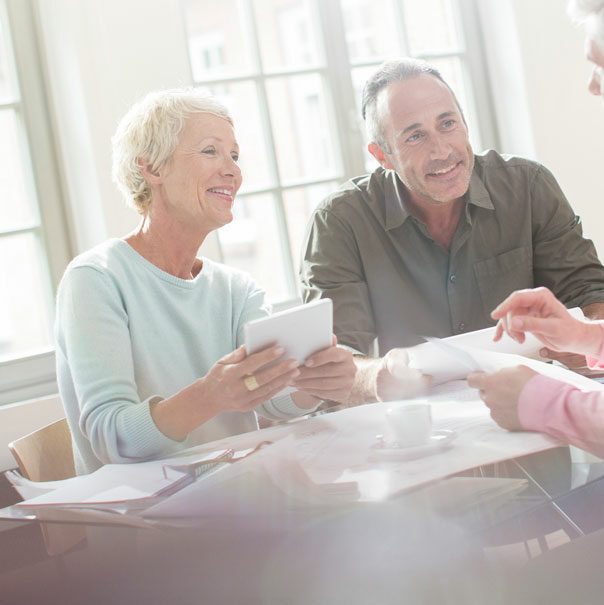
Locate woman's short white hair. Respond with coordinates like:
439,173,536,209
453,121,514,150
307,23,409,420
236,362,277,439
112,88,233,214
568,0,604,51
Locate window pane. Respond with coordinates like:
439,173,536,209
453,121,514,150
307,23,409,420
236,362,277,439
402,0,460,55
184,0,256,80
0,232,52,358
218,193,290,301
283,182,338,270
266,73,338,184
253,0,323,71
0,109,39,231
340,0,401,63
0,5,17,103
196,81,274,191
431,56,482,151
351,65,380,172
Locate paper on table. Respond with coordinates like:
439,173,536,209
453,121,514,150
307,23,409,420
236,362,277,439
141,386,562,518
14,448,232,510
5,470,77,501
144,436,360,520
444,342,604,392
409,308,586,385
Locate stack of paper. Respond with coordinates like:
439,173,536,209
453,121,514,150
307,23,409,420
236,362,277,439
11,448,233,513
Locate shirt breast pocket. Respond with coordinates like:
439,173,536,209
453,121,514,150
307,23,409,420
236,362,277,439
473,247,533,316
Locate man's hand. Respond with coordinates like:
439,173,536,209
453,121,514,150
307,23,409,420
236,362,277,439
347,348,431,405
291,335,357,405
375,348,432,402
467,366,537,431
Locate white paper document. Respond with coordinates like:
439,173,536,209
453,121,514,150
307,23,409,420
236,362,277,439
13,447,233,510
408,307,592,386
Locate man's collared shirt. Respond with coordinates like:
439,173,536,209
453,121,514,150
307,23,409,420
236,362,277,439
300,150,604,356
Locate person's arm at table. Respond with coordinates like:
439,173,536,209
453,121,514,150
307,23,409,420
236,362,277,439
345,349,431,405
468,367,604,459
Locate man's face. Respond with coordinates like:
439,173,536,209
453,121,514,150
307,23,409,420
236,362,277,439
585,38,604,97
368,75,474,208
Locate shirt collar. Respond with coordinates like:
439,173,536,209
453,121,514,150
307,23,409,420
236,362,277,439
374,162,494,231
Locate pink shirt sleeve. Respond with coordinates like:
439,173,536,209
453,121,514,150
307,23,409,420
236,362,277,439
585,322,604,369
518,374,604,458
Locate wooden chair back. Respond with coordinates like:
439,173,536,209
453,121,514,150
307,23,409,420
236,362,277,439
8,417,75,482
8,417,85,556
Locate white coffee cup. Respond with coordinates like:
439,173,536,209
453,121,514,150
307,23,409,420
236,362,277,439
385,402,432,447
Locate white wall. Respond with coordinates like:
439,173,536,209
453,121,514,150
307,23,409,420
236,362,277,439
481,0,604,255
36,0,222,258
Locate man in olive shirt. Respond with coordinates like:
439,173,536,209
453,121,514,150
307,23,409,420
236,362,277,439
300,58,604,404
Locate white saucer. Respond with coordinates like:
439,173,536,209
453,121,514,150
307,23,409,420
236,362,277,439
370,430,457,461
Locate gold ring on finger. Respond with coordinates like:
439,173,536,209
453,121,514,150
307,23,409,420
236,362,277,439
244,374,260,392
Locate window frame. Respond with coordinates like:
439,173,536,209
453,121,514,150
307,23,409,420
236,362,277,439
183,0,500,307
0,0,500,405
0,0,72,406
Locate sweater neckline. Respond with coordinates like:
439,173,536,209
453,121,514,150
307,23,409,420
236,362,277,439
114,238,210,288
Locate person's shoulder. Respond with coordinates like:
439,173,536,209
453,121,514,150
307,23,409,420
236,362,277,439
65,238,128,273
474,149,544,173
59,239,132,293
200,257,260,293
474,149,541,170
313,168,387,217
474,150,559,193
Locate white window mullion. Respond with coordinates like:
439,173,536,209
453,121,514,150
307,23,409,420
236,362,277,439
244,0,298,298
316,0,366,177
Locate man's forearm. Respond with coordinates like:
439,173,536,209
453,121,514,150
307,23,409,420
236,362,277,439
349,357,381,406
582,302,604,320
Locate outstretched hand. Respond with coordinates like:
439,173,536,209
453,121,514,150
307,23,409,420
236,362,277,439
491,287,602,360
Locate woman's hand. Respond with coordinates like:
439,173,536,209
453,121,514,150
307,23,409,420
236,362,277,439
201,344,301,414
492,287,602,359
151,345,301,441
290,336,357,405
467,366,537,430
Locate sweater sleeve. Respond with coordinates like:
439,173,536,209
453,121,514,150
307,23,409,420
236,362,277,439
518,374,604,458
56,266,182,465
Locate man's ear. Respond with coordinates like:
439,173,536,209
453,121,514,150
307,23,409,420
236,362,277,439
368,142,394,170
137,157,162,183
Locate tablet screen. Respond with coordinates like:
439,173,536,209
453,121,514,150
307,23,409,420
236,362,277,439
244,298,333,365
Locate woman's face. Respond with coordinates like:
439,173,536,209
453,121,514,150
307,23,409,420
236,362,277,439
157,112,242,232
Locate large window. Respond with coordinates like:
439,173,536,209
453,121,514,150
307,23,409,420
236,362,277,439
0,0,70,404
183,0,495,305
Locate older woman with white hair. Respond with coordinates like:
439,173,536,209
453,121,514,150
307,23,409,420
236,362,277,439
56,89,356,474
468,0,604,458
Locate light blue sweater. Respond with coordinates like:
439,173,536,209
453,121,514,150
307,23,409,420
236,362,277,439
56,239,311,474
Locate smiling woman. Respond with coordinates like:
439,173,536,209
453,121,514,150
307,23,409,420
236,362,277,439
55,88,356,474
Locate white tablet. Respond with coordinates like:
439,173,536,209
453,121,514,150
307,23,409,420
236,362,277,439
244,298,333,365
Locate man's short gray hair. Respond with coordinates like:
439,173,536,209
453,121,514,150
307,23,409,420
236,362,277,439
112,88,233,214
568,0,604,51
361,58,462,153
